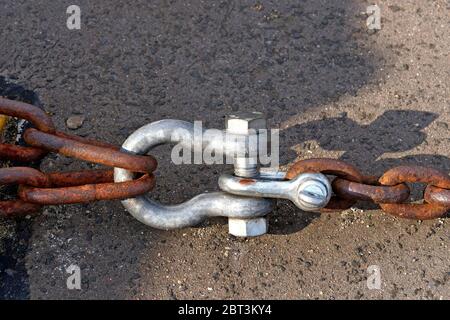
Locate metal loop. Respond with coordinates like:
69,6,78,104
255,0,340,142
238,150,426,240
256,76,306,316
218,172,332,211
0,144,47,162
0,167,49,217
286,158,365,211
19,171,155,205
0,167,50,187
0,97,55,133
424,185,450,207
379,166,450,189
24,128,157,173
379,166,450,220
0,200,41,218
119,192,273,230
0,97,55,162
378,203,448,220
286,158,365,182
114,120,274,230
332,178,410,204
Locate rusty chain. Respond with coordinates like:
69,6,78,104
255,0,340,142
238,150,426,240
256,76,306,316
0,97,157,217
286,159,450,220
1,97,449,225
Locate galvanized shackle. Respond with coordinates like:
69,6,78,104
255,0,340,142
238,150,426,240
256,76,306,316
218,170,332,212
114,119,274,232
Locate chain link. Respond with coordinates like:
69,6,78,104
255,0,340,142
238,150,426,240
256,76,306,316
1,97,449,222
287,159,450,220
0,97,157,217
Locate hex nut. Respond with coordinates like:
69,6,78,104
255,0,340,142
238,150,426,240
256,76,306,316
226,112,266,134
228,217,268,237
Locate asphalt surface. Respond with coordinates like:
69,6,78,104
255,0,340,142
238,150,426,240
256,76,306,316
0,0,449,299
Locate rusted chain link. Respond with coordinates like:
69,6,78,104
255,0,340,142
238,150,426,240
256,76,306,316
0,167,155,214
0,97,55,162
287,159,450,220
0,97,55,132
332,179,410,204
424,186,450,207
18,171,155,205
0,144,48,163
0,167,50,187
286,158,365,211
0,167,47,217
0,200,41,217
0,98,157,217
24,128,157,173
378,166,450,220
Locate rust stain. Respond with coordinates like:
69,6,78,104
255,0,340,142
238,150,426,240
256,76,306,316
239,178,256,185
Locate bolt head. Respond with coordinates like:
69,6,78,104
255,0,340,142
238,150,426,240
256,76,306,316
226,112,266,134
228,217,267,237
297,179,329,210
290,173,332,211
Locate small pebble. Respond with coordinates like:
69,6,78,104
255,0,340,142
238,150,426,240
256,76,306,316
66,115,85,130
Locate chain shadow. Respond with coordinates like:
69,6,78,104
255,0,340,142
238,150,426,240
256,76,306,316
270,110,450,235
